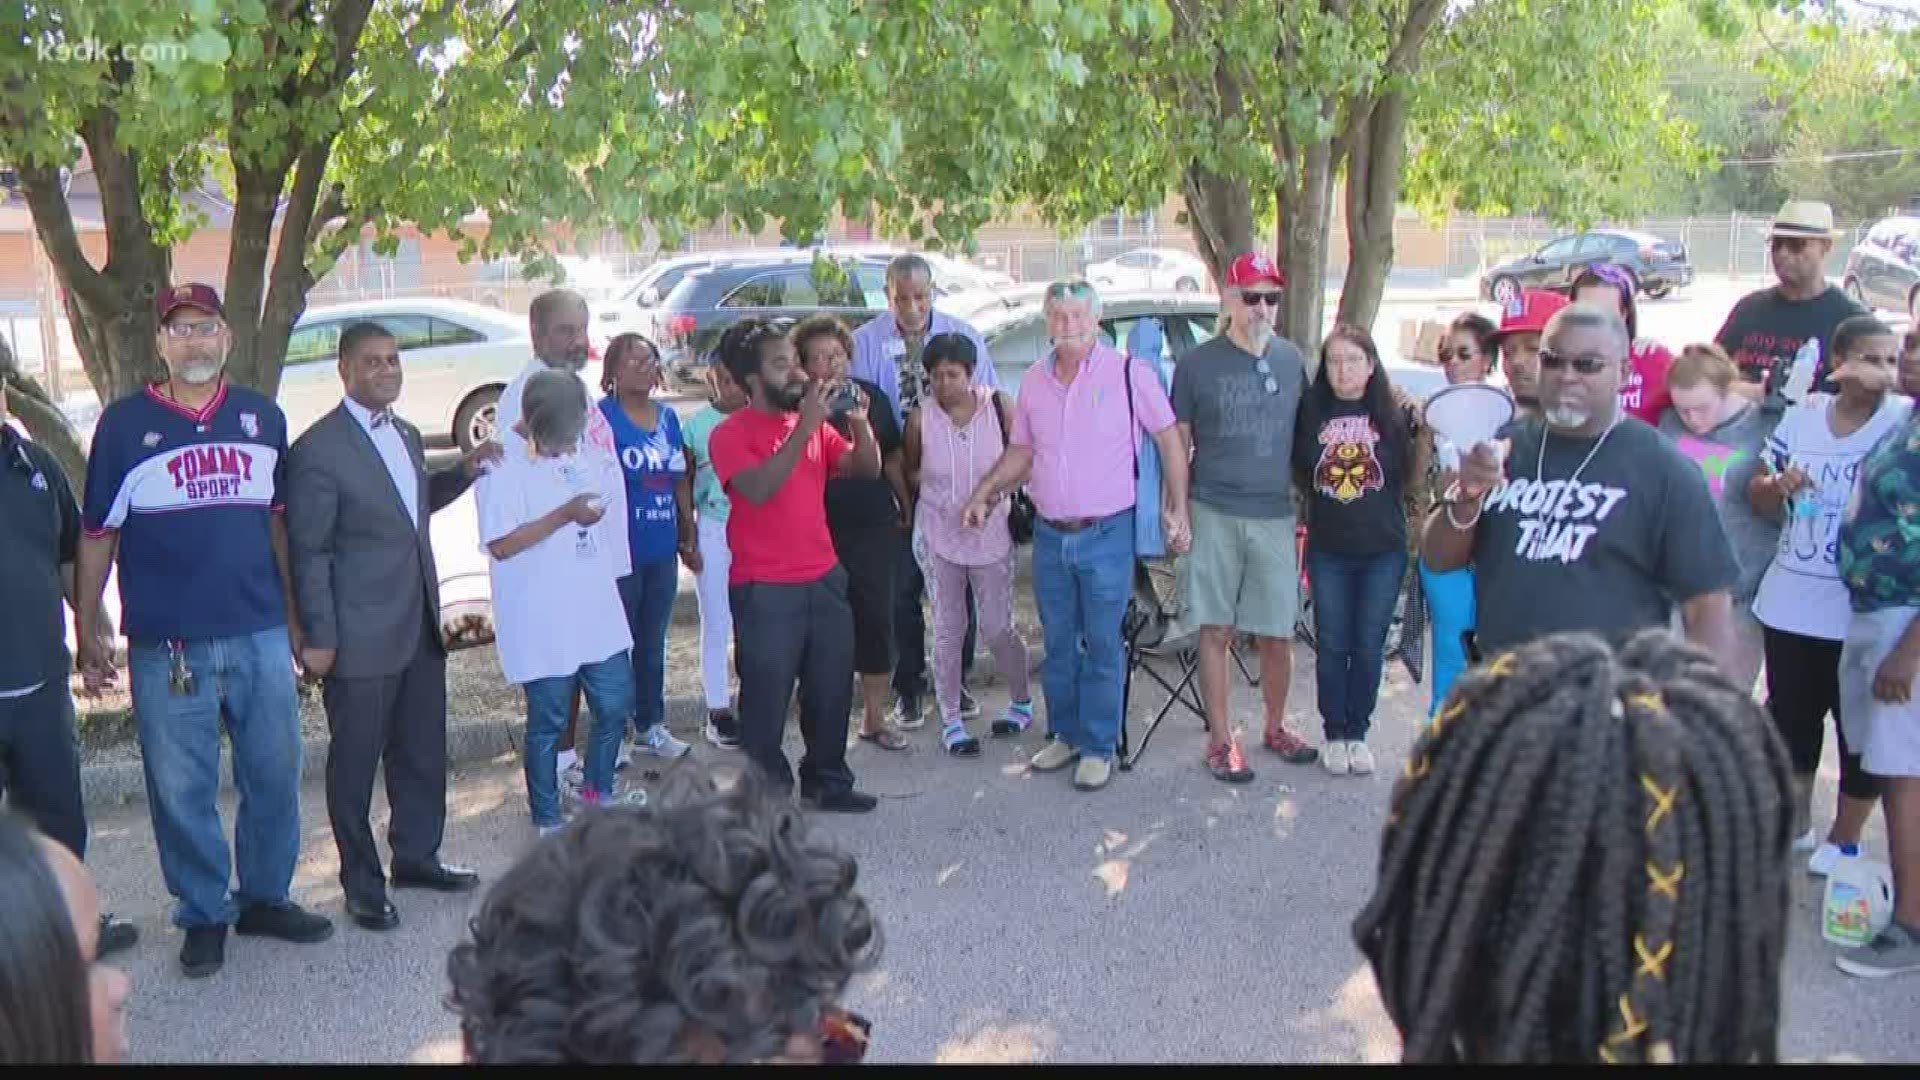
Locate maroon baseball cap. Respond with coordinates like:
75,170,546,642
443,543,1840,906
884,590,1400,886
155,283,225,324
1225,252,1286,290
1492,288,1569,342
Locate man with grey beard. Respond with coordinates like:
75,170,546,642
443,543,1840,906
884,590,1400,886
73,283,334,978
1422,304,1740,672
1171,252,1312,781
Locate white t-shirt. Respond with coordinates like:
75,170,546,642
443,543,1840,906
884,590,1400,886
1752,393,1913,640
495,358,631,578
477,446,633,684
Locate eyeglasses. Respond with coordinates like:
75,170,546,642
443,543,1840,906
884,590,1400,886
1254,356,1278,395
1240,291,1283,308
1537,348,1611,375
163,321,224,339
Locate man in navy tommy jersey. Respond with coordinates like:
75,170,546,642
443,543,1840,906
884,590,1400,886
74,283,334,979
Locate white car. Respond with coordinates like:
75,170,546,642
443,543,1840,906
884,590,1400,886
1085,247,1213,294
278,298,531,451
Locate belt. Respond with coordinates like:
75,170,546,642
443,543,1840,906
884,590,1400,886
1041,511,1122,534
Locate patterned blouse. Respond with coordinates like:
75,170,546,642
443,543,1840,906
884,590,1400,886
1840,414,1920,613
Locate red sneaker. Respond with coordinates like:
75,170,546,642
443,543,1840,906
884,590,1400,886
1206,740,1255,784
1262,726,1320,765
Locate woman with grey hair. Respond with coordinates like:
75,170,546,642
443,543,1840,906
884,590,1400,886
477,369,643,837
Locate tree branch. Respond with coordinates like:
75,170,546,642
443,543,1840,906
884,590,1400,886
14,163,113,313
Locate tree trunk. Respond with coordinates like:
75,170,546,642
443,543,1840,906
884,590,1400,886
1278,137,1338,359
1336,88,1412,333
1181,162,1257,289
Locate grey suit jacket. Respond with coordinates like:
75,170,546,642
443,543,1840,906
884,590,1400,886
285,403,473,681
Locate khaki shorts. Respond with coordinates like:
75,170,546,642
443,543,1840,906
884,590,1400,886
1183,500,1297,639
1839,606,1920,779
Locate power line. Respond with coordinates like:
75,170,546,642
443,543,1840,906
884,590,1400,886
1717,146,1920,164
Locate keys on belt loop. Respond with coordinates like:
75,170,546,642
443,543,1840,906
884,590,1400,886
168,639,197,697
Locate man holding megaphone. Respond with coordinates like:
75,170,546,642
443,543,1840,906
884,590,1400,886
1421,304,1741,674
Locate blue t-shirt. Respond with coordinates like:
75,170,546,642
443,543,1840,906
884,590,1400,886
599,397,685,567
82,381,290,642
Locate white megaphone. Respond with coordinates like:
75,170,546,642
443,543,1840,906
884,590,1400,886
1422,383,1516,470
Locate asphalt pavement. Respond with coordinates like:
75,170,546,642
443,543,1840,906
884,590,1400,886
85,657,1920,1063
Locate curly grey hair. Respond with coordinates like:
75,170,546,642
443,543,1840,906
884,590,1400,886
520,368,589,452
445,767,881,1063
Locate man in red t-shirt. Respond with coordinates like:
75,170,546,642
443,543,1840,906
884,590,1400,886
708,318,883,812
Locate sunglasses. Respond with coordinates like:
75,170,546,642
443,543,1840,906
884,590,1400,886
1045,280,1098,301
1438,347,1480,363
1254,356,1279,395
1240,291,1284,308
1769,237,1812,254
1537,349,1611,375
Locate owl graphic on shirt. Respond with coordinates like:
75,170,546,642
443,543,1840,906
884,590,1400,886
1313,414,1385,504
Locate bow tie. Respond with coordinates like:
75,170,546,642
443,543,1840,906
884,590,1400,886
371,409,394,428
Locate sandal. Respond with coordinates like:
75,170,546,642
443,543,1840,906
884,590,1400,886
942,721,982,757
858,727,911,752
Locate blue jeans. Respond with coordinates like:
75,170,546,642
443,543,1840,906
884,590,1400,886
618,558,678,739
128,626,302,929
1418,559,1476,718
1032,509,1134,760
521,651,632,828
1308,549,1408,743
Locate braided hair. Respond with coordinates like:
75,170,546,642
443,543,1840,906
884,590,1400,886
1352,629,1795,1064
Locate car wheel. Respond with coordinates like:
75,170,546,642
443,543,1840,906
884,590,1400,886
1175,276,1199,293
1844,277,1866,307
454,386,503,453
1490,275,1519,306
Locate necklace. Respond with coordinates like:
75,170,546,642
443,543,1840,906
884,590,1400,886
1535,417,1621,493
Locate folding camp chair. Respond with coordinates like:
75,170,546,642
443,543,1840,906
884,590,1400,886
1117,558,1259,771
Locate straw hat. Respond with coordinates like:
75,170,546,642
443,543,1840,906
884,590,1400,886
1768,200,1841,240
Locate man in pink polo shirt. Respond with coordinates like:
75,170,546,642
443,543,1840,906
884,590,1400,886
963,280,1191,791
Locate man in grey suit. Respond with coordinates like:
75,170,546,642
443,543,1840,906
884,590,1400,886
285,321,501,931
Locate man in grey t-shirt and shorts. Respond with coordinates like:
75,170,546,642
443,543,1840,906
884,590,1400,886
1173,253,1315,782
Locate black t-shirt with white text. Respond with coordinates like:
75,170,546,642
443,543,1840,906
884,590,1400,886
1713,285,1865,396
1471,417,1738,655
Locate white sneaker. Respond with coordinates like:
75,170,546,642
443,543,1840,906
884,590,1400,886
1808,841,1858,877
1323,740,1351,775
1792,827,1819,854
537,823,565,839
558,762,585,810
1346,741,1376,776
636,724,691,760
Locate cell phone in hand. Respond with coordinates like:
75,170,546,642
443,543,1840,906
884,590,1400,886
826,381,861,416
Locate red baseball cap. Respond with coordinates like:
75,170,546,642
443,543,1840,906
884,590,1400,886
1493,288,1569,341
155,283,225,324
1225,252,1286,290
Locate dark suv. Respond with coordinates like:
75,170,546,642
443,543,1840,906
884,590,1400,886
654,255,893,388
1479,229,1693,306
